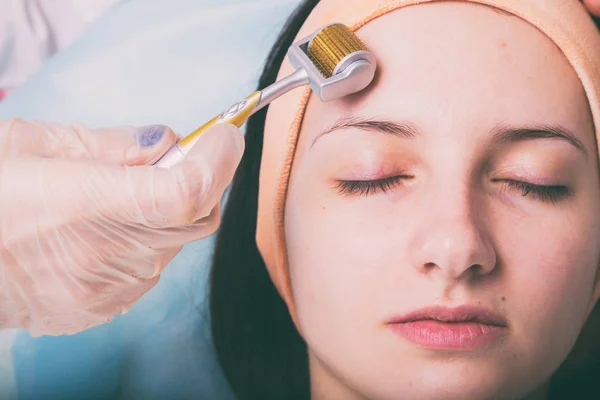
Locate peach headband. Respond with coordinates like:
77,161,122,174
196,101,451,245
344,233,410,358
255,0,600,322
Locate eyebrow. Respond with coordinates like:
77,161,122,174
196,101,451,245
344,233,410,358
312,117,587,156
491,124,587,156
311,117,421,147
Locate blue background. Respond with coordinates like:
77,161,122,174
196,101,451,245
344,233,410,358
0,0,301,398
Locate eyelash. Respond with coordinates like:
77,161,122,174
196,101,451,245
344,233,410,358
336,176,407,196
499,180,570,203
336,176,570,203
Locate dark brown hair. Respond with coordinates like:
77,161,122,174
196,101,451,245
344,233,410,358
209,2,319,399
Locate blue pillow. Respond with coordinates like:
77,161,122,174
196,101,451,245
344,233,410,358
0,0,301,398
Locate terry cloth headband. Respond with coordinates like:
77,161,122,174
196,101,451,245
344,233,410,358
255,0,600,324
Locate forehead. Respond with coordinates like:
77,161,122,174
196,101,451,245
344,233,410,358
287,2,592,151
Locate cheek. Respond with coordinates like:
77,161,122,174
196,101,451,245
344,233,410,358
284,182,395,332
492,202,600,364
499,207,599,309
505,233,595,327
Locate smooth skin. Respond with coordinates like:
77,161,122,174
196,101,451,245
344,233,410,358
279,3,600,400
584,0,600,16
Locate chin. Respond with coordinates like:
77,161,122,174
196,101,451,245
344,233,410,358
361,362,545,400
372,381,537,400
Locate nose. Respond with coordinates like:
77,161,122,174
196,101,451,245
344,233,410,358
408,194,497,281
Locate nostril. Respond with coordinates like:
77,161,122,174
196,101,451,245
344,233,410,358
423,262,437,270
470,263,493,277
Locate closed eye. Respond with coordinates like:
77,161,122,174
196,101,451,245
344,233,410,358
335,176,570,203
335,174,570,204
336,176,408,196
499,180,570,203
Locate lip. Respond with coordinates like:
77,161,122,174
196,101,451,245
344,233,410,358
387,306,508,350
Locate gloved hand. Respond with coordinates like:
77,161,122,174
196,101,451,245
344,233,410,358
0,118,244,337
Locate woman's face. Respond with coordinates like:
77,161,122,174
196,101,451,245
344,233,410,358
282,3,600,400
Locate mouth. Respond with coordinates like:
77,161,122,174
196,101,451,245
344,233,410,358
387,305,508,351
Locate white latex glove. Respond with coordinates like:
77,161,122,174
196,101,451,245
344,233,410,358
0,118,244,337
